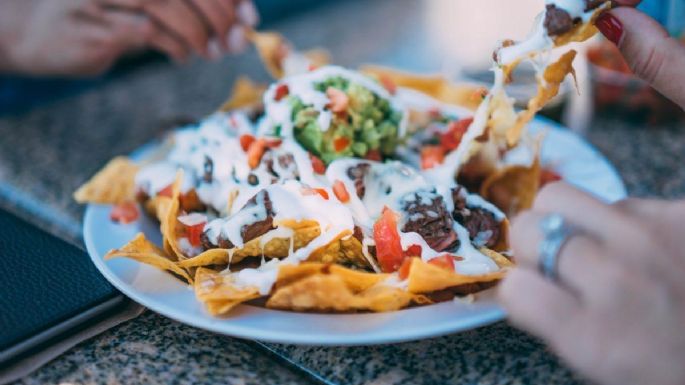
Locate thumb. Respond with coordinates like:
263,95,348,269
596,8,685,108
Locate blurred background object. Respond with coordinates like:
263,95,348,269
1,0,683,124
0,0,336,116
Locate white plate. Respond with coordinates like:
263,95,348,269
84,118,626,346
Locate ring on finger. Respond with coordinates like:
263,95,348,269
538,213,580,281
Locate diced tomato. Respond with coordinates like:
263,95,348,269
179,189,204,212
398,257,414,280
373,207,405,273
309,153,326,174
428,107,442,120
332,180,350,203
308,63,318,72
186,222,207,247
264,138,282,148
157,184,173,198
247,139,267,169
110,201,139,224
420,145,445,169
314,188,329,200
240,134,256,152
428,255,457,272
274,84,290,101
302,187,329,200
379,75,397,95
334,137,350,152
364,149,382,161
440,118,473,151
404,244,422,257
540,167,562,188
326,87,349,113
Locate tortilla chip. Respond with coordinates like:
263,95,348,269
304,49,331,69
480,157,541,216
105,233,192,283
178,224,319,268
179,221,368,269
553,3,610,46
274,263,386,292
406,258,505,294
194,268,261,315
361,65,484,110
237,220,322,261
267,273,416,312
479,247,514,269
248,31,289,79
159,170,185,260
340,235,378,271
73,157,139,204
178,248,231,268
219,76,267,111
506,50,577,146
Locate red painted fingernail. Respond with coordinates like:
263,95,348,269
596,12,624,45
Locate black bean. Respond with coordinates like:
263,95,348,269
247,174,259,185
203,155,213,183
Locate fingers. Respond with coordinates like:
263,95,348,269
143,0,211,58
186,0,231,54
96,0,254,60
93,2,191,62
499,268,582,341
236,0,259,27
147,25,192,62
511,211,612,298
596,7,685,108
100,9,155,51
532,182,634,243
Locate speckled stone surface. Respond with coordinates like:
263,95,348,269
263,322,582,385
1,0,684,384
12,312,307,385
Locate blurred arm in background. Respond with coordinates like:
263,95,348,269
0,0,258,77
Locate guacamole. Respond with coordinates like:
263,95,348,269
287,75,404,164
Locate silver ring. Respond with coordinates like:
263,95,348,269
538,213,577,281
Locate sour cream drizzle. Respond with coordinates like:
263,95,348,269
135,67,510,294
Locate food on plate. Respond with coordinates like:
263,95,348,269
259,66,406,164
248,30,330,79
75,2,606,315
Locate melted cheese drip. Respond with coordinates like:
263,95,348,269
497,0,596,65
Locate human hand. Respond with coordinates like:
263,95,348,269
498,182,685,385
0,0,258,77
595,0,685,108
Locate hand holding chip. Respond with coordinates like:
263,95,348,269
0,0,258,76
596,0,685,108
499,182,685,385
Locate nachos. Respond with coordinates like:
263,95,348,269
75,0,608,315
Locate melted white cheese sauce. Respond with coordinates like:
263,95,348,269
135,69,510,294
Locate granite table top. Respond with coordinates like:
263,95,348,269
2,0,684,384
